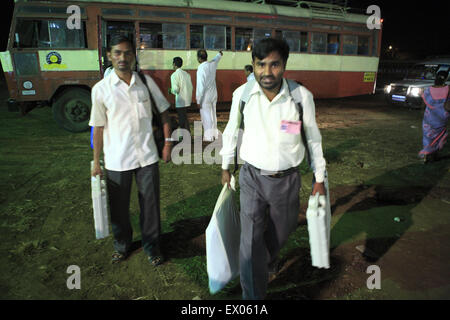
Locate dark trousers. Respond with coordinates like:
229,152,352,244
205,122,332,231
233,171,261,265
239,163,301,300
106,162,161,256
176,107,190,134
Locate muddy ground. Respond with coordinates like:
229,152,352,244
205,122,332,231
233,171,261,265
0,78,449,301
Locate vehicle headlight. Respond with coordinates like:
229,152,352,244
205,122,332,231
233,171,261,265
385,85,392,94
410,87,421,97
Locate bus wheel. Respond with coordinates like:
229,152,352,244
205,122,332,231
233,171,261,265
52,88,91,132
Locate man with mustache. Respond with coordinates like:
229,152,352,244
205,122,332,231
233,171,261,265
220,38,327,300
90,36,172,266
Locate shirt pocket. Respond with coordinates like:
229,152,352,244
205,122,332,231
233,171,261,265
136,89,152,119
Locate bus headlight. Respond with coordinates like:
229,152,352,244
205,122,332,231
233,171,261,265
385,84,392,94
409,87,421,97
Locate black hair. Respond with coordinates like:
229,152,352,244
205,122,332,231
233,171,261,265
244,65,253,73
173,57,183,68
252,38,290,65
435,70,449,86
107,35,135,52
197,49,208,61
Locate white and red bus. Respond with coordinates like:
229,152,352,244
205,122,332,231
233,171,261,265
1,0,382,132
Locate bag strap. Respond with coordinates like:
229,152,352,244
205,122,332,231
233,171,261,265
233,80,256,174
137,72,159,118
287,79,312,167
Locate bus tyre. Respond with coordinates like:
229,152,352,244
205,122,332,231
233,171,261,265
52,88,91,133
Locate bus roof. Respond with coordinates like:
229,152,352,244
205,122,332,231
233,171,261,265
14,0,368,24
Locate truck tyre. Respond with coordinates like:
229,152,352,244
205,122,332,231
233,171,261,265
52,88,91,132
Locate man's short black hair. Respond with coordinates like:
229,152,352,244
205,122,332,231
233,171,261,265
252,38,290,65
107,35,135,52
197,49,208,61
173,57,183,68
244,65,253,73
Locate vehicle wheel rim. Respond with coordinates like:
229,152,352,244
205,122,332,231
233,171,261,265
64,99,89,123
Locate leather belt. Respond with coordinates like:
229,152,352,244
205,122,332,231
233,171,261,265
247,163,299,178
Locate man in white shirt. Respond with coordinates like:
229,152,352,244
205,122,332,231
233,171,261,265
220,38,326,300
90,36,173,266
170,57,193,139
244,64,255,82
196,49,223,141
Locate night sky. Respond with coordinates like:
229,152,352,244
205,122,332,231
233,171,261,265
1,0,449,59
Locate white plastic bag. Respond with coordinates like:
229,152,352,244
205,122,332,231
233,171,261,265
206,175,240,294
90,161,109,239
306,171,331,269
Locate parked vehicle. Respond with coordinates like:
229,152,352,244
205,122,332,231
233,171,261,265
384,58,450,109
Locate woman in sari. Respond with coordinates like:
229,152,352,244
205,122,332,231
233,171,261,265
419,70,450,163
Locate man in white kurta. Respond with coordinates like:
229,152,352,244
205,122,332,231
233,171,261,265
196,49,223,141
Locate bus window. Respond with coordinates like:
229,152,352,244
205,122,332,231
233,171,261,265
190,25,231,50
327,34,340,54
204,25,227,50
280,30,308,53
372,31,379,57
357,36,369,55
106,21,135,47
282,30,299,52
190,25,204,49
14,19,87,48
140,23,163,48
253,28,272,44
162,23,186,49
311,32,327,53
236,28,253,51
342,35,357,55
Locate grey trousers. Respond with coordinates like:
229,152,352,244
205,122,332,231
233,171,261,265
239,162,301,300
106,162,161,257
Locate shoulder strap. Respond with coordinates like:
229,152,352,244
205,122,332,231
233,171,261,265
287,79,312,167
137,72,159,116
233,80,256,174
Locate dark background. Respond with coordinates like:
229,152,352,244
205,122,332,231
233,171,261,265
1,0,449,59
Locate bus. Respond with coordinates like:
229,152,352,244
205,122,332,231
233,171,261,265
1,0,382,132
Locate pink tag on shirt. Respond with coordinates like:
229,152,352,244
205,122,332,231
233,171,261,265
280,120,301,134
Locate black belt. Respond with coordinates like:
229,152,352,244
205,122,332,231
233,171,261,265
247,163,299,178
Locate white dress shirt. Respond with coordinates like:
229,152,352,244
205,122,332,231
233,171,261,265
196,53,222,105
89,70,170,171
220,78,326,183
246,72,255,82
170,68,193,108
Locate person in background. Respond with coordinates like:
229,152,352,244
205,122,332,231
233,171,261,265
90,36,172,266
418,69,450,163
170,57,193,140
244,64,255,82
220,38,326,300
196,49,223,142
